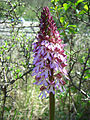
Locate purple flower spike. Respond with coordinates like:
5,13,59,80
32,7,68,98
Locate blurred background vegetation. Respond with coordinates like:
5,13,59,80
0,0,90,120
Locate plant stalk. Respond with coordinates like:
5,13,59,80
49,92,55,120
49,68,55,120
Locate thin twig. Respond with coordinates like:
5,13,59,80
79,49,90,89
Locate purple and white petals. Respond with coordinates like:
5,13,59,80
32,7,68,98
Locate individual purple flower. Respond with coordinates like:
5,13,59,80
32,7,68,98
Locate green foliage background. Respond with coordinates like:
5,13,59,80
0,0,90,120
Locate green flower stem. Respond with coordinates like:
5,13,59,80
49,92,55,120
49,69,55,120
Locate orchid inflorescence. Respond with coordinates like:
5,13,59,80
32,7,68,98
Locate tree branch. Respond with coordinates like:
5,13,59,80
79,49,90,89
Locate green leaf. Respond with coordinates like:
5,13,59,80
67,25,77,28
68,28,76,34
5,42,8,46
12,44,15,47
87,73,90,78
84,76,88,79
19,73,22,77
51,0,59,3
4,107,9,112
85,69,89,73
15,75,18,79
57,6,63,11
0,51,3,54
12,110,17,120
51,0,54,3
71,87,77,92
75,0,84,6
1,45,4,49
63,3,69,11
55,0,59,2
64,22,69,28
7,56,10,60
26,47,28,50
84,5,88,11
79,10,86,14
5,47,8,50
10,68,13,71
12,35,15,39
60,32,65,35
16,69,20,73
60,17,65,24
